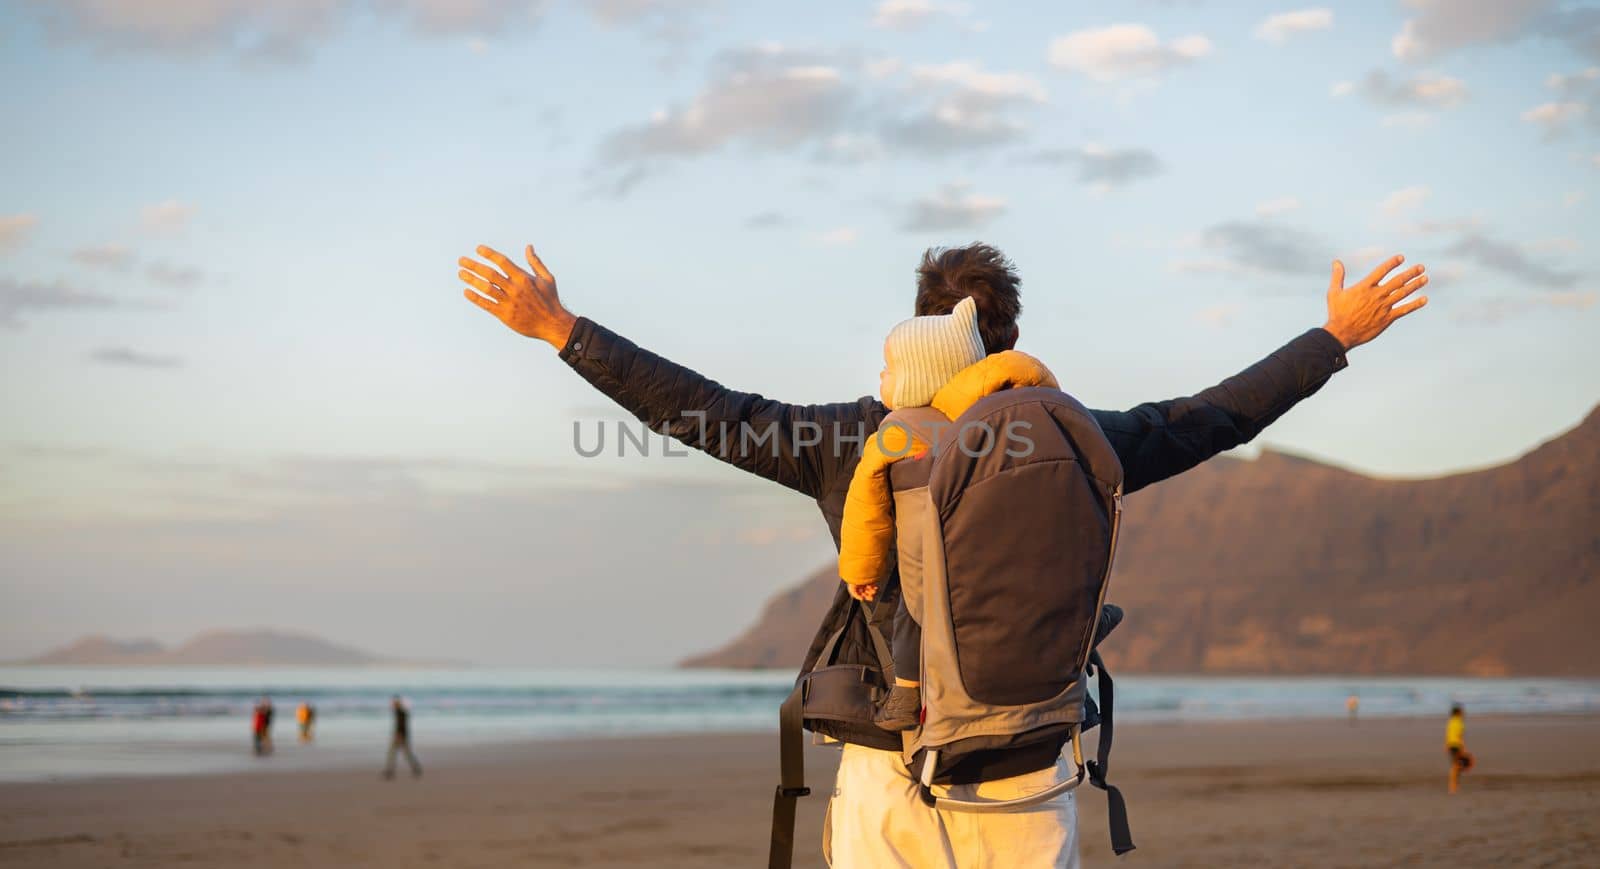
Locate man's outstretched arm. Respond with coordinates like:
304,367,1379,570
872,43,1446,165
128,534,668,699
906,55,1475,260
458,245,876,500
1102,255,1429,493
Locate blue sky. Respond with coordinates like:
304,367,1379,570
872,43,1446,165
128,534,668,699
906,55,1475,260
1,1,1596,665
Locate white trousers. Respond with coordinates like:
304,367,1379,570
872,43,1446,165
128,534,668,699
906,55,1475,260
823,744,1080,869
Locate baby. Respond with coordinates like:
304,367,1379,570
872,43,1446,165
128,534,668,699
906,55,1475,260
839,296,1058,730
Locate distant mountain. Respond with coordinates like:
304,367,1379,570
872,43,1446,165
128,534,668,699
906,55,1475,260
21,629,432,667
683,405,1600,676
679,564,841,670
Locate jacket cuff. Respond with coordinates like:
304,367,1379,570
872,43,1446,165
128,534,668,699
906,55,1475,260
558,316,600,365
1306,327,1350,373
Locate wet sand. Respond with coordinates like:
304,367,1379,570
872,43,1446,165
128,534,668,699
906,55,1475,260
2,715,1596,867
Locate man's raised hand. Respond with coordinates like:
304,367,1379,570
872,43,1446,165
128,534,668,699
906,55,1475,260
459,244,578,349
1322,254,1429,351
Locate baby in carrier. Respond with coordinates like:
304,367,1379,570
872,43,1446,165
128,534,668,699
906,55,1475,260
840,296,1058,730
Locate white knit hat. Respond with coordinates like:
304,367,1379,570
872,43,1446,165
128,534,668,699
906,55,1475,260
885,296,986,408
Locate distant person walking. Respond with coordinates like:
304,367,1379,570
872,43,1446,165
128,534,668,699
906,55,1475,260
297,702,316,743
252,696,274,756
1446,704,1474,794
382,695,422,779
1346,694,1359,725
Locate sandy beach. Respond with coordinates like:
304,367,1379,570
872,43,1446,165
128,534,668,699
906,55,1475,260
2,714,1596,867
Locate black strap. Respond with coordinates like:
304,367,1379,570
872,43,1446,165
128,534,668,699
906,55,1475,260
1084,651,1135,855
769,597,895,868
864,599,896,679
768,683,810,869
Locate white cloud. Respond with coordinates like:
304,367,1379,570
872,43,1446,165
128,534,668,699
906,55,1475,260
1254,9,1333,44
1330,81,1354,97
901,182,1006,232
1525,67,1600,140
580,0,677,24
575,0,719,60
1446,232,1581,289
1048,24,1212,83
1380,185,1430,215
22,1,690,60
870,0,972,31
380,0,550,36
817,227,859,246
0,214,38,253
600,49,1047,170
1358,70,1468,108
1546,67,1600,91
1391,0,1553,62
1522,101,1587,137
601,46,855,160
1025,144,1163,190
1195,219,1324,276
141,200,197,233
908,62,1046,103
70,244,136,270
872,0,937,31
1256,197,1301,217
0,277,122,327
24,0,346,59
884,61,1047,152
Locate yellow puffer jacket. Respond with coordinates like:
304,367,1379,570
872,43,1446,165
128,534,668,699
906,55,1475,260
838,351,1059,587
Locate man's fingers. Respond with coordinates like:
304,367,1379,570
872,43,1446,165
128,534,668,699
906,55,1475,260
459,270,506,299
525,244,554,282
1361,254,1405,288
1380,264,1425,294
1390,296,1428,319
1387,273,1429,302
463,287,500,314
459,257,509,285
1328,259,1345,294
475,245,522,278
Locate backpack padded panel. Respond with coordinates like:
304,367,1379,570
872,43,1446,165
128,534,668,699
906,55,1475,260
929,388,1122,707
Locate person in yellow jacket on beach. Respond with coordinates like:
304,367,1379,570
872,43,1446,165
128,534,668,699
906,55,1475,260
1446,704,1474,794
838,295,1058,730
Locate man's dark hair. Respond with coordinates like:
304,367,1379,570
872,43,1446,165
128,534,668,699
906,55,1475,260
914,242,1022,354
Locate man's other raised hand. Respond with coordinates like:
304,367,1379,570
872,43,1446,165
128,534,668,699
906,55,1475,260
460,244,577,349
1322,254,1429,351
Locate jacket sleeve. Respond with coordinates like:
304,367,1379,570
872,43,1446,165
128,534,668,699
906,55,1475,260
1092,327,1349,494
838,427,916,587
559,317,880,499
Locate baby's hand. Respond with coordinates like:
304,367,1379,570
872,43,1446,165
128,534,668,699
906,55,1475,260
848,582,879,602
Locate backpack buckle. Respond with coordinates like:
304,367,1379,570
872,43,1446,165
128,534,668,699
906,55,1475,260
777,785,811,798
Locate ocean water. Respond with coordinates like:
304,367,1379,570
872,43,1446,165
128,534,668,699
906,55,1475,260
3,667,1597,782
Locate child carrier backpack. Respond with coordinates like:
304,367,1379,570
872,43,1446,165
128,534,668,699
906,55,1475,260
768,387,1134,868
